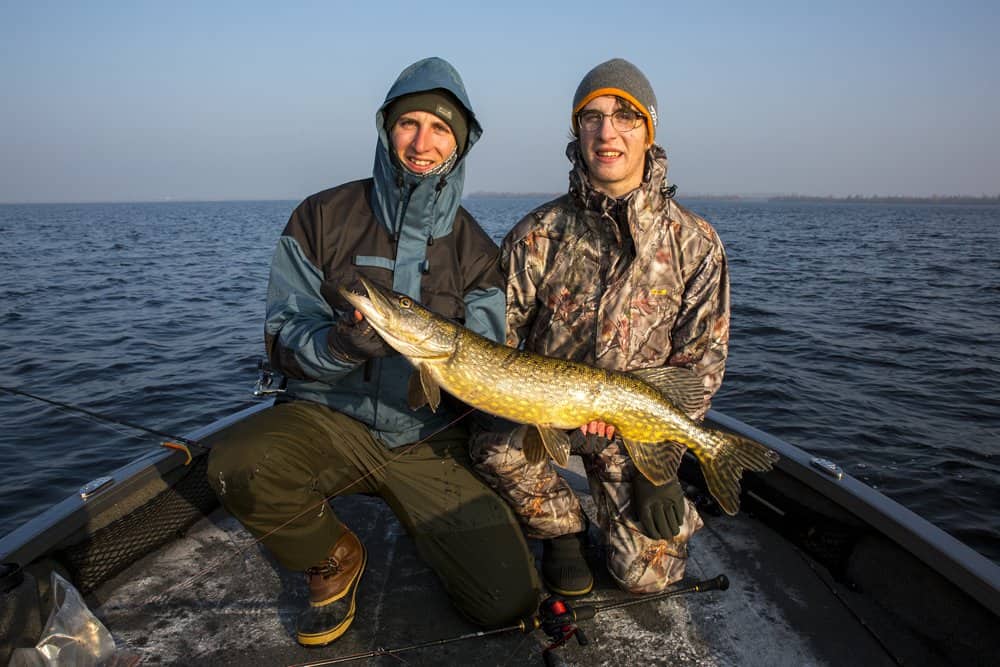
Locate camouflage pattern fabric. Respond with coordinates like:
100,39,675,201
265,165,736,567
470,431,704,594
473,141,728,592
503,142,729,419
470,427,588,539
581,439,704,593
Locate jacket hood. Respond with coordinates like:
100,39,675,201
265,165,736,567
371,57,482,238
565,140,677,242
376,57,483,150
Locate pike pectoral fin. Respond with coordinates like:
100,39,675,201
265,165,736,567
419,364,442,412
520,426,545,465
521,425,571,467
629,366,704,416
407,372,426,410
622,438,686,487
406,365,441,412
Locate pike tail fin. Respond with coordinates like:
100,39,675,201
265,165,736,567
700,430,780,515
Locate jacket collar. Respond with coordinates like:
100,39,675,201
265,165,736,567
566,141,675,239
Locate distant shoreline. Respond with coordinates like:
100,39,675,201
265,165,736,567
465,192,561,199
761,194,1000,205
467,192,1000,205
4,193,999,206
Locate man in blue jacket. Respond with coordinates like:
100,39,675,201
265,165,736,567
207,57,540,647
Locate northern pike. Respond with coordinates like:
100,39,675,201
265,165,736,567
340,278,778,515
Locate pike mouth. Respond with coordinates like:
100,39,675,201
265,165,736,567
339,278,455,362
337,278,445,360
338,277,395,328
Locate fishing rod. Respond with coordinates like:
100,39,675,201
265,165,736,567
288,574,730,667
0,385,202,449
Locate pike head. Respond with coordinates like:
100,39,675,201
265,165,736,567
338,277,456,361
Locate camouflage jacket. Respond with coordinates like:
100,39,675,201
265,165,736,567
500,142,730,418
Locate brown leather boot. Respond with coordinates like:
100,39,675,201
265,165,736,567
296,530,367,646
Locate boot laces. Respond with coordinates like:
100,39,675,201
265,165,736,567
305,556,342,579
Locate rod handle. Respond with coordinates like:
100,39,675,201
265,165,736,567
697,574,730,592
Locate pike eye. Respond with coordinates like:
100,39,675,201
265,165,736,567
399,297,412,308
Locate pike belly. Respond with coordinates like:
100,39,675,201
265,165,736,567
432,335,711,454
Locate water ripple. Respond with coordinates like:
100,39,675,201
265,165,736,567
1,198,998,565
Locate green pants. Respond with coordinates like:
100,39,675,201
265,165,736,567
205,400,540,626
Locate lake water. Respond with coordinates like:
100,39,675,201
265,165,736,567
1,197,997,563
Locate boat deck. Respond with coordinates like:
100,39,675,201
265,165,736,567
92,461,897,666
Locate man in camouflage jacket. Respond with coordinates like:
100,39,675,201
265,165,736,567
472,59,730,596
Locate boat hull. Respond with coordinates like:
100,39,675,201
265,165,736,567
1,404,997,665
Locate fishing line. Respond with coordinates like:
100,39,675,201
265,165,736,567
794,541,903,665
287,575,731,666
153,405,478,602
2,383,480,608
0,385,201,448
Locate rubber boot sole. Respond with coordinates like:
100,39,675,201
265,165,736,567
543,574,594,597
542,528,594,597
296,544,368,646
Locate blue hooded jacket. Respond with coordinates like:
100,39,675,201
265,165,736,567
263,57,504,446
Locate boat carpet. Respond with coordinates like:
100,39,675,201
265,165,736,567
91,460,898,666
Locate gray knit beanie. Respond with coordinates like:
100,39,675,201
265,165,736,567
572,58,658,144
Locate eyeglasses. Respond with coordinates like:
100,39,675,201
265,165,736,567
576,109,645,134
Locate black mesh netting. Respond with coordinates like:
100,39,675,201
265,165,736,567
56,455,218,594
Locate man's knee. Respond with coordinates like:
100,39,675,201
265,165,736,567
454,521,541,626
454,571,540,627
469,428,524,476
204,417,291,515
206,438,260,515
416,497,542,627
606,541,690,594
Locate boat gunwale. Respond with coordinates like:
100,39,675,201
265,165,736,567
0,401,273,567
1,401,996,619
706,408,1000,616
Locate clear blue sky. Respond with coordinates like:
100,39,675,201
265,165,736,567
2,1,998,202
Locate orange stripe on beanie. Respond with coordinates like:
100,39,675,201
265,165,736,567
571,59,658,145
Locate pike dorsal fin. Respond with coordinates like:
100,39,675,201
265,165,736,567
629,366,704,416
406,365,441,412
521,425,571,467
621,437,686,487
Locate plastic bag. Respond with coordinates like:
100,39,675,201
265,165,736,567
8,572,115,667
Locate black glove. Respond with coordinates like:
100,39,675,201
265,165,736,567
328,312,395,363
569,428,613,455
633,475,685,539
